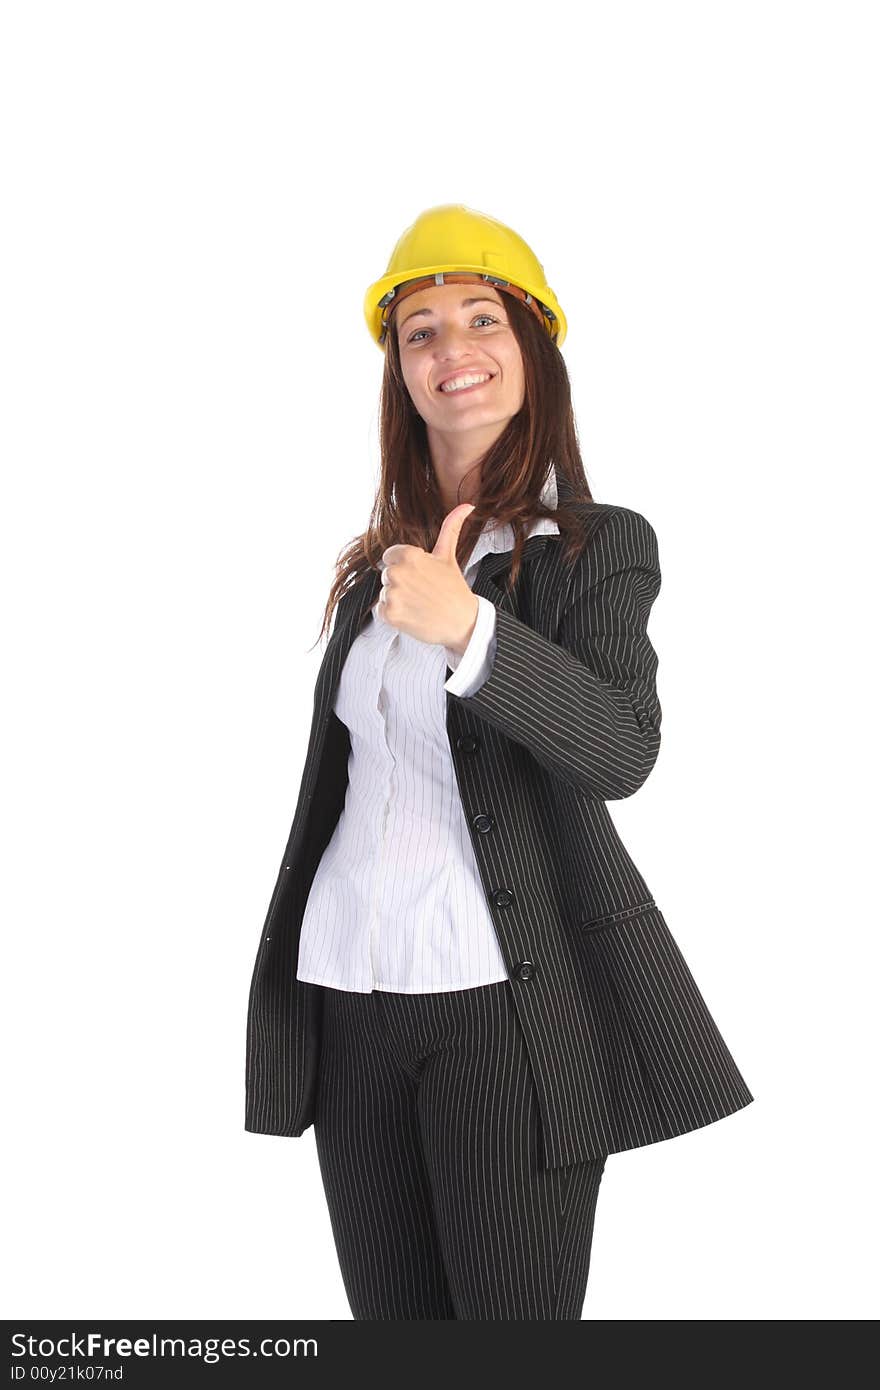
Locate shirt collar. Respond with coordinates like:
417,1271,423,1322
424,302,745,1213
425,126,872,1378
463,461,560,575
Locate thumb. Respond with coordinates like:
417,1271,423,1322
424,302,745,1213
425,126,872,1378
432,502,476,565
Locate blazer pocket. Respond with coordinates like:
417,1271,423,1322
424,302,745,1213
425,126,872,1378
577,897,656,934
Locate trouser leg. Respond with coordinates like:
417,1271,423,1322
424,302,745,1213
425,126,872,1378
313,985,456,1320
377,981,609,1320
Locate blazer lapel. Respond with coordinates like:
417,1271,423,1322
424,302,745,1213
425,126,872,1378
313,566,382,710
468,532,556,618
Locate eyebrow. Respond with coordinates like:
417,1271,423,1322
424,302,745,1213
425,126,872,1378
399,296,502,330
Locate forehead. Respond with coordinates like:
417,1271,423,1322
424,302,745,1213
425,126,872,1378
398,282,505,315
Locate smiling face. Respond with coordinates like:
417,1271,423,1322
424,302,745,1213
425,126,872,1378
395,282,526,444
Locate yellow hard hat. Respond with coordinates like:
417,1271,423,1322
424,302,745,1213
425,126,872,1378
364,203,567,350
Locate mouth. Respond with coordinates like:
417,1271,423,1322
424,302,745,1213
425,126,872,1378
437,373,496,397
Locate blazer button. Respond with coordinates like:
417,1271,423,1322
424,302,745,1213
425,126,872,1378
491,887,514,908
513,960,535,981
472,813,494,834
457,733,480,754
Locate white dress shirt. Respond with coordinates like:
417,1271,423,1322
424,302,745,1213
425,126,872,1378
295,465,560,993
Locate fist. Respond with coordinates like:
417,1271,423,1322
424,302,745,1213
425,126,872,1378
379,502,480,654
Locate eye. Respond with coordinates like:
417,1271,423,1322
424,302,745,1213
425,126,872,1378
407,313,499,344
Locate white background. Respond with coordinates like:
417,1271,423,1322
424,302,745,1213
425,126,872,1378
2,0,877,1321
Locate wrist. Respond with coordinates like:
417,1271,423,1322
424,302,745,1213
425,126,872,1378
447,594,480,658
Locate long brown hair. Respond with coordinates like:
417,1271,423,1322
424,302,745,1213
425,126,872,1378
311,288,596,648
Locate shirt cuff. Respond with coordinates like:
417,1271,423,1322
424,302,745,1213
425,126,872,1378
444,596,498,697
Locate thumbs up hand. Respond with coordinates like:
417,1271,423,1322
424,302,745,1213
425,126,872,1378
379,502,480,655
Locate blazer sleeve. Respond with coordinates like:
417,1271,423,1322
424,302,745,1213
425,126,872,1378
450,506,662,800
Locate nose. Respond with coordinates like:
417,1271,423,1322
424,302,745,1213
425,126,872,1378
431,322,478,355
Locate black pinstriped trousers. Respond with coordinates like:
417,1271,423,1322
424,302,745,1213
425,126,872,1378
313,979,608,1320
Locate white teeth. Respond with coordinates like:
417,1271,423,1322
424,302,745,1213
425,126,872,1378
440,373,492,393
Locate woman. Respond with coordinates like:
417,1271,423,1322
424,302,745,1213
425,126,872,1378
244,204,755,1320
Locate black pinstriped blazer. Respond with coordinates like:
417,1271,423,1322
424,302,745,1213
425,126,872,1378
245,479,754,1169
